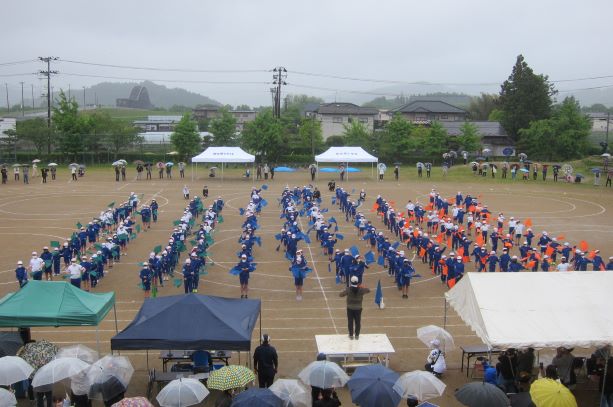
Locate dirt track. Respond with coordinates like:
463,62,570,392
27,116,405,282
1,168,611,406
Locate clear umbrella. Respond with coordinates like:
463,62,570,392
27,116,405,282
56,344,99,363
48,163,59,167
416,325,456,352
32,159,41,163
298,360,349,389
0,356,34,385
156,378,209,407
270,378,311,407
32,357,90,389
87,355,134,400
392,370,446,401
0,388,17,406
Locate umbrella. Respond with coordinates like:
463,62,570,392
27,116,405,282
529,378,577,407
32,159,41,163
455,382,508,407
298,360,350,389
231,387,283,407
207,365,255,391
269,378,311,407
416,325,456,352
69,163,79,168
167,151,179,156
562,164,573,175
602,153,611,158
552,164,562,169
133,160,145,165
448,151,458,158
470,161,478,166
48,162,58,167
79,164,86,169
112,161,124,167
17,340,58,372
575,173,584,178
87,355,134,400
12,163,21,168
0,356,34,385
482,148,491,154
523,160,533,164
392,370,446,401
518,153,528,160
591,168,602,174
0,332,23,357
112,397,154,407
416,162,424,168
165,161,174,167
144,162,153,167
347,364,401,407
490,163,498,169
156,378,209,407
56,344,99,364
378,163,387,172
178,161,186,166
0,388,16,406
520,168,530,173
32,357,90,389
157,162,166,169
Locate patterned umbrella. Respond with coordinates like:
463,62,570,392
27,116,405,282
17,340,59,373
207,365,255,390
112,397,154,407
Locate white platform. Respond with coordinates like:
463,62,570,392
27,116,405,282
315,334,395,369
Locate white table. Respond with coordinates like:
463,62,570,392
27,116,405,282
315,334,395,370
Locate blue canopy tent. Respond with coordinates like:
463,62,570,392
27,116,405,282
110,294,261,367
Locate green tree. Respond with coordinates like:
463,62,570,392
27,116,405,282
488,109,504,122
499,55,556,140
104,120,141,158
468,93,499,120
170,113,201,161
0,129,18,160
16,118,49,155
518,97,591,160
285,94,324,112
418,121,449,158
242,109,284,162
456,122,482,153
298,117,323,155
53,90,91,158
209,108,238,146
325,135,345,147
343,120,371,147
378,113,415,161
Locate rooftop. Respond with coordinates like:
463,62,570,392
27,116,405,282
392,100,467,114
316,103,378,115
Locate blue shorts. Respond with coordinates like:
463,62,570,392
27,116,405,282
239,274,249,285
294,277,304,286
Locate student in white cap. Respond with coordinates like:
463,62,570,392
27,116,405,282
425,339,446,377
28,251,44,281
15,260,27,288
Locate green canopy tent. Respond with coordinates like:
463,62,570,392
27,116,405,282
0,281,117,353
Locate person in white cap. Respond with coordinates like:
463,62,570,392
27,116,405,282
28,251,44,281
339,276,370,340
15,260,27,288
64,258,85,289
425,339,446,377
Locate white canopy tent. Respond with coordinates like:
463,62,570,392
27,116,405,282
445,271,613,349
191,146,255,181
314,146,378,179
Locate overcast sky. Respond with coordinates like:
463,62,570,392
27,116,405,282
2,0,612,106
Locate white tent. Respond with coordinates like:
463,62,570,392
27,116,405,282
314,147,378,179
445,271,613,349
191,147,255,181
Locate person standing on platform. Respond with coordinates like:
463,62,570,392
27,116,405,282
253,333,278,388
339,276,370,340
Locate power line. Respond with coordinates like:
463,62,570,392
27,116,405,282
0,73,34,77
0,59,37,67
59,59,270,73
59,72,270,85
557,84,613,93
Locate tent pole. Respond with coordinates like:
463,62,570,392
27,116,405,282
146,349,149,371
602,349,610,406
443,297,448,329
191,162,194,182
96,326,100,355
222,162,224,183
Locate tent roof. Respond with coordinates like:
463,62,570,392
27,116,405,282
110,294,261,351
445,271,613,349
0,281,115,327
191,147,255,163
315,147,378,163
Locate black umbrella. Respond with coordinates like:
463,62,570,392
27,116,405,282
510,392,536,407
552,164,562,169
455,382,508,407
90,374,127,402
0,332,23,357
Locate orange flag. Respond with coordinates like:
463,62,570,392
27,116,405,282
579,241,589,252
468,205,476,213
476,235,484,246
447,278,456,289
587,250,597,260
545,245,555,257
436,234,444,244
457,247,464,257
556,235,566,241
438,208,446,219
527,261,536,269
419,247,426,257
524,218,533,228
447,237,452,248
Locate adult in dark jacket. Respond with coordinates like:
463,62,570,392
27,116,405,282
253,334,278,388
339,276,370,340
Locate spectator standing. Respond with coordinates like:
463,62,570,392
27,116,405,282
253,334,278,388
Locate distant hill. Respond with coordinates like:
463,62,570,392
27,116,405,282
78,81,220,109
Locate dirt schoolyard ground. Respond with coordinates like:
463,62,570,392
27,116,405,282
1,165,611,406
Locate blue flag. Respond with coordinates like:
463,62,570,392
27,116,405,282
335,233,344,240
274,233,282,241
328,263,332,273
375,279,383,307
321,208,329,213
350,246,359,257
328,217,337,224
377,255,385,266
364,251,375,265
392,241,400,249
261,184,268,190
332,197,336,205
336,274,341,285
261,199,268,207
239,208,245,216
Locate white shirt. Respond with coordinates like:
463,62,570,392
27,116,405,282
406,203,415,211
427,349,446,374
515,224,524,235
66,263,84,279
557,263,570,272
29,257,44,272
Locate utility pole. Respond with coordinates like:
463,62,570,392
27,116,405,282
82,86,86,108
19,82,24,116
31,84,35,110
68,84,71,101
38,57,58,154
4,83,9,112
272,67,287,118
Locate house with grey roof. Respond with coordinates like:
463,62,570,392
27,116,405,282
441,121,514,156
312,102,378,139
390,100,468,124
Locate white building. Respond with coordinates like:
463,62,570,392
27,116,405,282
0,118,17,138
312,103,378,140
587,112,612,132
138,131,212,145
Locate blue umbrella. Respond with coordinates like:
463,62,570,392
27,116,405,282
347,364,401,407
591,168,601,174
575,173,584,178
231,387,283,407
273,166,296,172
519,168,530,173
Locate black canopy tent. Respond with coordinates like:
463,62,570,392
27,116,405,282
110,294,261,367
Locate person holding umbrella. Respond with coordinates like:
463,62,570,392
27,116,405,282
114,165,120,182
425,339,446,377
340,276,370,340
145,163,152,179
120,165,126,181
253,333,278,388
71,165,78,181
